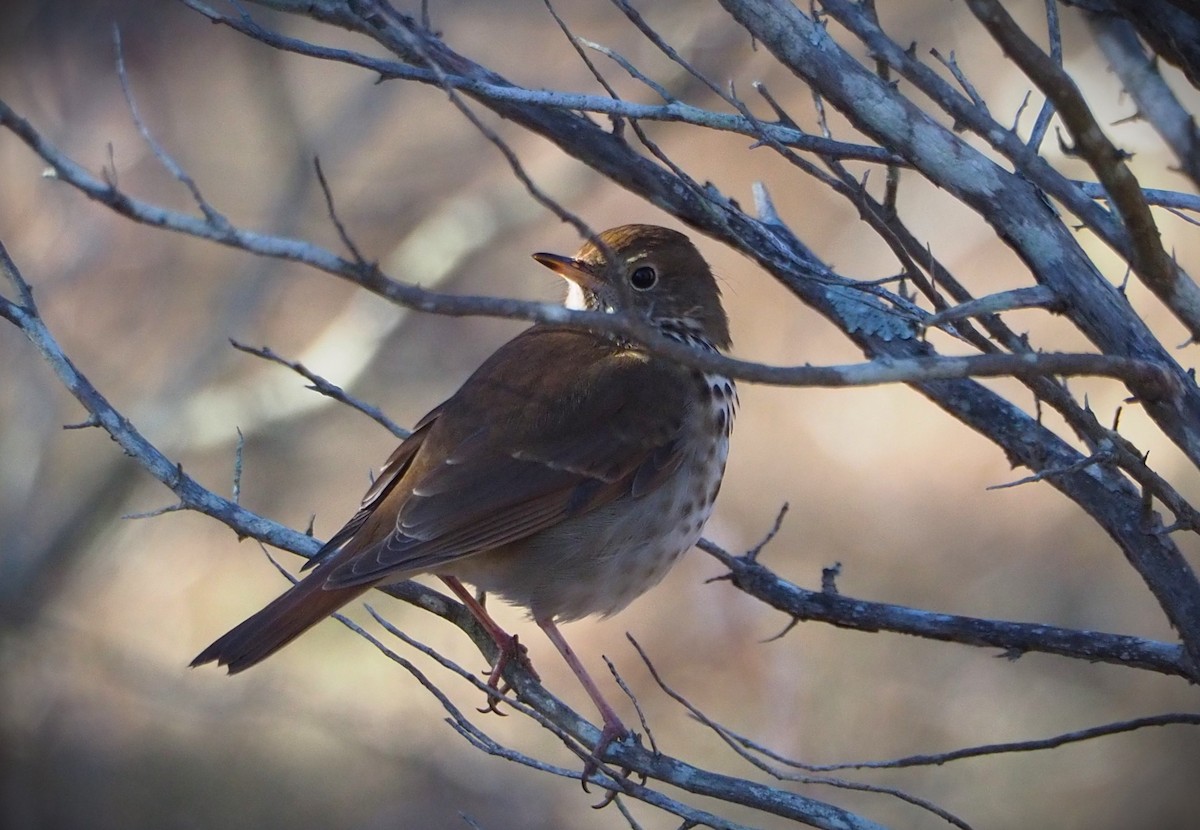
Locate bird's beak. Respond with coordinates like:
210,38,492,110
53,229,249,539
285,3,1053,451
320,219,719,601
532,252,603,292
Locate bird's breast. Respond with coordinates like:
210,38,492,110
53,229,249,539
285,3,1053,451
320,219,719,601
446,371,736,624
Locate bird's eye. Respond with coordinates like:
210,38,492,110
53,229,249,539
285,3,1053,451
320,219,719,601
630,265,657,290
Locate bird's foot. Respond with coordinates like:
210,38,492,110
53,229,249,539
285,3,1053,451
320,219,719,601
477,632,540,715
439,577,540,714
582,715,642,799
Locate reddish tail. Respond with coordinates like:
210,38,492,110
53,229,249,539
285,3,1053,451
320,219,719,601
191,566,369,674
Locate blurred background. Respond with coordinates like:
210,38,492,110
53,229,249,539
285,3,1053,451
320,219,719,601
2,1,1198,828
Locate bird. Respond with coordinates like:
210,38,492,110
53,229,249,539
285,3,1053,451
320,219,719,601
191,223,736,760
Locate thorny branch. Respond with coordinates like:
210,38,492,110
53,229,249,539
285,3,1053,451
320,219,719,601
698,539,1193,679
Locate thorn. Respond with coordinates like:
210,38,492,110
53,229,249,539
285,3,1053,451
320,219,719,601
821,562,842,594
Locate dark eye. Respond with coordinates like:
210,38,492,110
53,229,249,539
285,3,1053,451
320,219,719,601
630,265,657,290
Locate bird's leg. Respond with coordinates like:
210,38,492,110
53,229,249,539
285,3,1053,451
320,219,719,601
536,616,632,785
440,576,539,713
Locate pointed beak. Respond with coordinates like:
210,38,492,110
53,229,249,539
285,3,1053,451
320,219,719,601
532,252,603,291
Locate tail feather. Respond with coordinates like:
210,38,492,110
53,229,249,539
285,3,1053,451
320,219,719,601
191,569,369,674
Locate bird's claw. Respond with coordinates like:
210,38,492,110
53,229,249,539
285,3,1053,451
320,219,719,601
581,720,642,799
476,633,539,715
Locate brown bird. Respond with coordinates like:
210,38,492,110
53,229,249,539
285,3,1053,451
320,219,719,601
192,224,736,755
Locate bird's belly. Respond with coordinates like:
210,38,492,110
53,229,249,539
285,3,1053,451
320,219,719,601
446,428,730,623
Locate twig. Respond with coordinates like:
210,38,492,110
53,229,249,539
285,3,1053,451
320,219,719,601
611,0,726,100
745,502,788,562
626,635,974,830
312,156,367,266
580,39,673,105
540,0,626,135
792,713,1200,771
229,340,408,438
1088,14,1200,187
123,503,186,520
604,654,659,755
930,48,989,114
113,24,231,230
0,239,36,311
922,286,1061,329
1073,181,1200,214
232,427,245,505
1027,0,1060,150
988,443,1115,490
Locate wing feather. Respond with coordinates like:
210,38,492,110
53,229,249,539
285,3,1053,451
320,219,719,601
322,326,695,588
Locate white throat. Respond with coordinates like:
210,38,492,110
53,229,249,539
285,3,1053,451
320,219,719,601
563,281,614,314
564,281,589,311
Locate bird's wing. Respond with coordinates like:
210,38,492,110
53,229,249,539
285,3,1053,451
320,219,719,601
299,404,444,572
322,326,695,587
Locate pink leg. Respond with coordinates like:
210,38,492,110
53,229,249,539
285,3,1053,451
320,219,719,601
441,576,539,692
536,616,629,767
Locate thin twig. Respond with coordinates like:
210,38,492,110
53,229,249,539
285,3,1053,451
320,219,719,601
791,713,1200,771
922,286,1061,329
931,48,989,114
312,156,368,266
626,635,974,830
1027,0,1060,150
229,340,409,438
988,444,1115,490
232,428,245,505
113,24,230,230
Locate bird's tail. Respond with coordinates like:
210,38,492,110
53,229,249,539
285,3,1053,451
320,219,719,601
190,567,369,674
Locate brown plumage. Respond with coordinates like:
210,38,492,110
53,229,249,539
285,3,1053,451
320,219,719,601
192,224,735,754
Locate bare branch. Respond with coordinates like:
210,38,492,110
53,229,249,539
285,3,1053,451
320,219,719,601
4,96,1178,399
1074,180,1200,214
1088,13,1200,188
627,635,975,830
966,0,1200,341
922,286,1061,330
699,538,1195,679
0,246,314,553
230,341,409,438
182,0,900,163
1027,0,1061,151
113,25,231,230
796,713,1200,772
